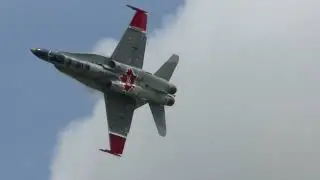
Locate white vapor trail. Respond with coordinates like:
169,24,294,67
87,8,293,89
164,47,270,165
50,0,320,179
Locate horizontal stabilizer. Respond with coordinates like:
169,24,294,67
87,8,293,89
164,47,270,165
154,54,179,81
149,103,166,137
99,133,127,157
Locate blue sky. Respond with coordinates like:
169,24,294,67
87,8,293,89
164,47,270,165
0,0,182,179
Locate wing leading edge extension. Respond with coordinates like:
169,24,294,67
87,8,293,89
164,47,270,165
110,5,148,69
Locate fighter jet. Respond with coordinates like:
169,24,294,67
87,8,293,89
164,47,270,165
30,5,179,157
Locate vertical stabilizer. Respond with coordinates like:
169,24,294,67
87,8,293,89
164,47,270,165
154,54,179,81
149,103,166,137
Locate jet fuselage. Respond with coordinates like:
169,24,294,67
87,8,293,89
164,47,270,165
30,48,176,106
30,4,179,157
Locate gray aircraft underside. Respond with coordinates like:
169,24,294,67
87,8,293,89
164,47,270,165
30,5,179,157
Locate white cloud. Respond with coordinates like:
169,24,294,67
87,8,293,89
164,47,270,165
49,0,320,179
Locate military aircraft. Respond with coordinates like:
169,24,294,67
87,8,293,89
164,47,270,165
30,5,179,157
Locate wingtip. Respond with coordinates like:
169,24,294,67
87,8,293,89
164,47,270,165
126,4,148,13
100,133,127,157
127,4,148,32
99,149,122,157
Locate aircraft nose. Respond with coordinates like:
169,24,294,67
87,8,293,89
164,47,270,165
30,48,49,60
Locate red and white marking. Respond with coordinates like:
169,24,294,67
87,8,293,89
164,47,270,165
99,132,127,157
127,4,148,32
119,69,137,91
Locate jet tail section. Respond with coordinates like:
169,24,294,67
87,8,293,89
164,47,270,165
149,103,166,137
154,54,179,81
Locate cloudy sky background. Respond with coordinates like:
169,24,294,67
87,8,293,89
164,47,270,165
0,0,180,179
51,0,320,179
2,0,320,179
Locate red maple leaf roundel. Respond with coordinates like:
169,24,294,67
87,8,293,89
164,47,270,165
119,69,137,91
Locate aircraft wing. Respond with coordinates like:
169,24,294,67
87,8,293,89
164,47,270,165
100,92,136,156
110,5,148,69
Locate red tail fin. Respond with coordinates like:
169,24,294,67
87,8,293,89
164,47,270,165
126,4,148,32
